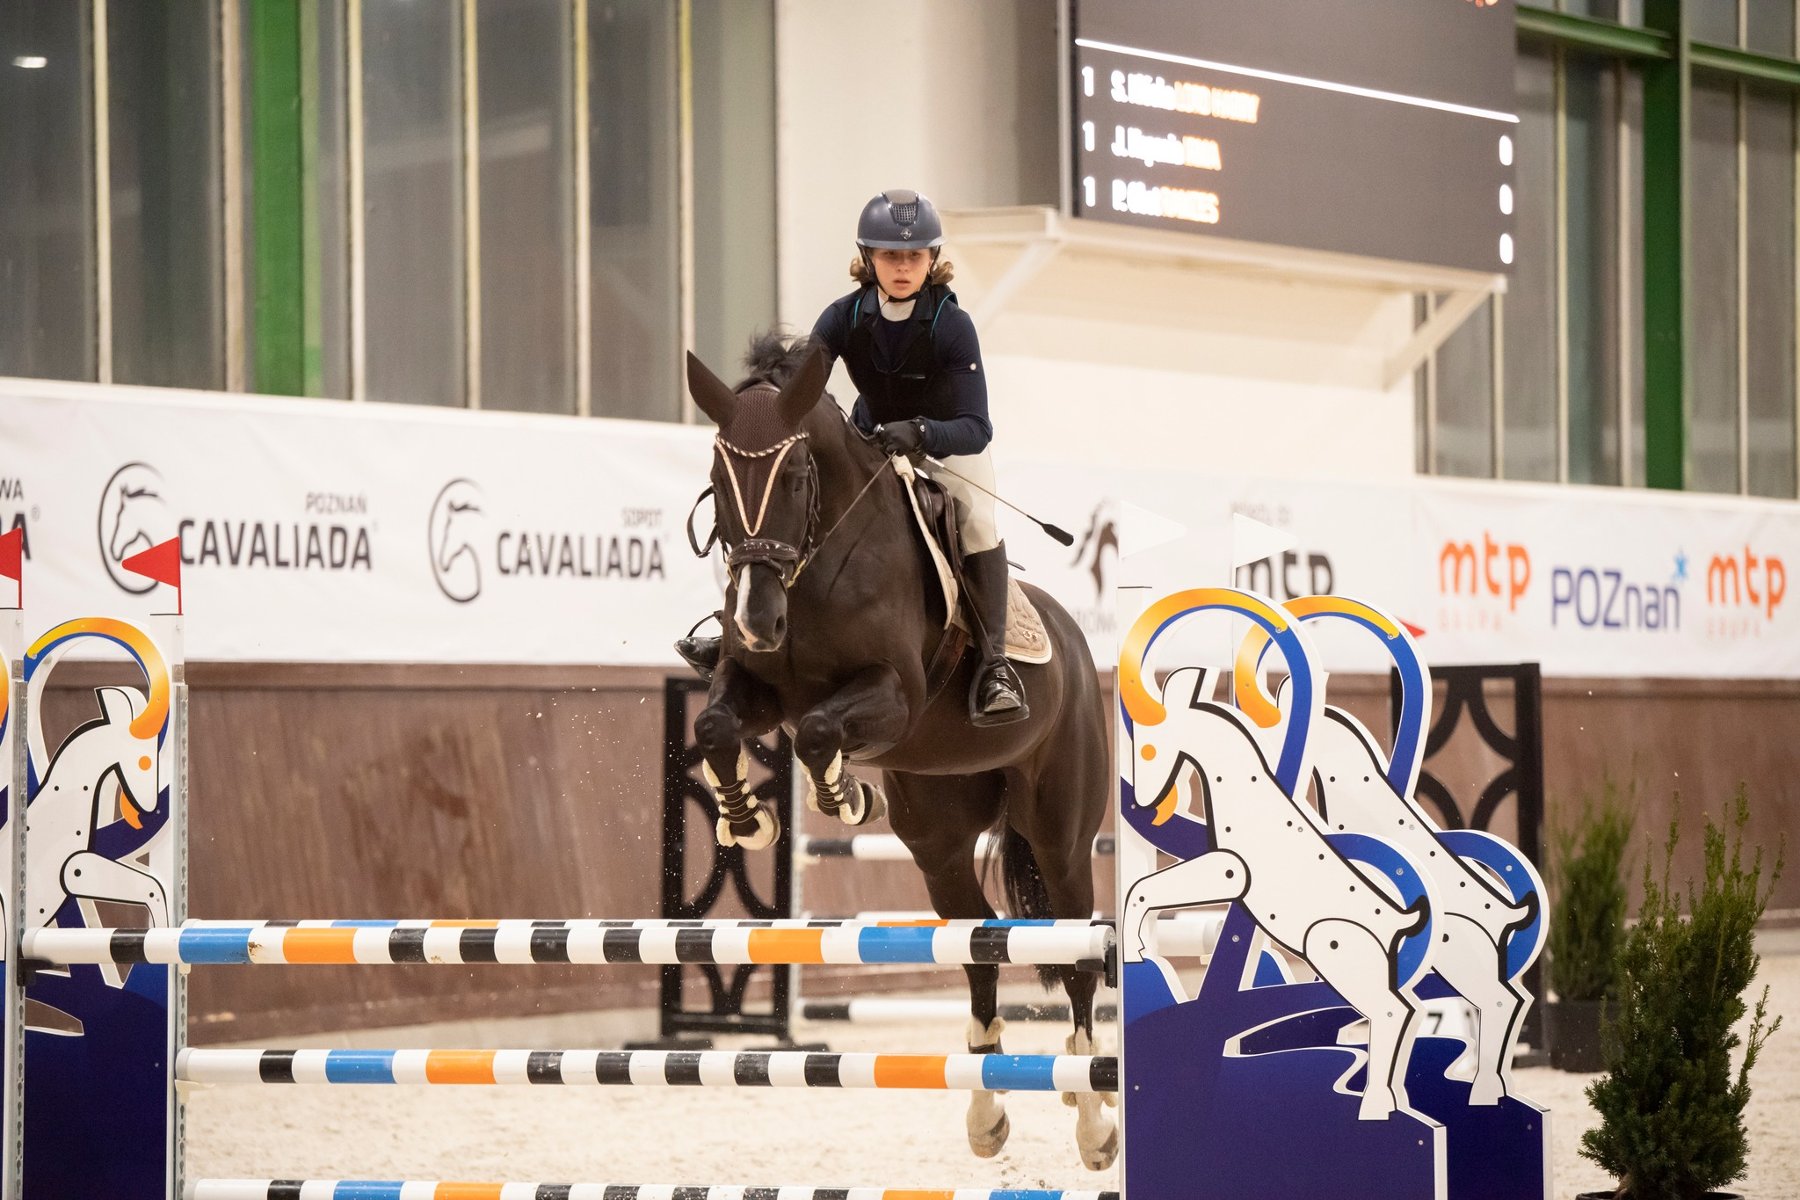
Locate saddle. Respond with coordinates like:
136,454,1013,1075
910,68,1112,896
891,457,1053,673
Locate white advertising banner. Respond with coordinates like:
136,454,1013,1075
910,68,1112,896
996,464,1800,680
5,378,1798,677
1,379,722,664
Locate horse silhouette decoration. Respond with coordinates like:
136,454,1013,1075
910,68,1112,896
1235,595,1546,1107
25,684,169,936
1118,588,1435,1121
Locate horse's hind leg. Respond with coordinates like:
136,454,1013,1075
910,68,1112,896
1013,725,1118,1169
885,769,1011,1160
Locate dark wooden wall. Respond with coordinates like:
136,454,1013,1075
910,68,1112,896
35,663,1800,1042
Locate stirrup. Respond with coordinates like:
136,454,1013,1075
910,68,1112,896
674,614,724,680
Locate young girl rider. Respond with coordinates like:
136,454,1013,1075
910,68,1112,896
678,188,1027,726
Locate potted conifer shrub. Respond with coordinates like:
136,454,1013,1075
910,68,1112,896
1548,782,1633,1071
1578,790,1784,1200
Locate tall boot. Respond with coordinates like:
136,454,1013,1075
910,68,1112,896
963,544,1028,727
673,613,724,681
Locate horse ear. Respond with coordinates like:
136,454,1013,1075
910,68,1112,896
685,352,737,427
776,346,829,428
95,686,145,728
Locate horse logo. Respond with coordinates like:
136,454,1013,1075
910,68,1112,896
428,478,485,603
95,462,170,595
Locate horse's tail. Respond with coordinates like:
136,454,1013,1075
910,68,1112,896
991,815,1061,989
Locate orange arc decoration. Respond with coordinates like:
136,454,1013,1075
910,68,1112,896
1234,595,1404,729
28,617,171,739
1118,588,1290,727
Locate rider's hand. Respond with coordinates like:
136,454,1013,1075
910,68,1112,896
875,419,928,458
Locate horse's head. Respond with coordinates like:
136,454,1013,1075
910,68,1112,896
686,344,830,653
94,685,159,824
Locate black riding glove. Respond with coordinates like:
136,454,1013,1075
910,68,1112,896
875,418,928,459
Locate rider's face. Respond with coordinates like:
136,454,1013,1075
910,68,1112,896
872,248,932,300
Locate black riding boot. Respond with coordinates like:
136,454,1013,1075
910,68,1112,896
963,544,1028,727
674,615,723,681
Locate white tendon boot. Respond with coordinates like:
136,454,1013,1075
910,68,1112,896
707,746,779,850
1069,1028,1120,1170
965,1015,1010,1158
805,751,886,827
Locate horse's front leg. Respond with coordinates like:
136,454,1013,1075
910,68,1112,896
695,657,783,850
793,665,911,829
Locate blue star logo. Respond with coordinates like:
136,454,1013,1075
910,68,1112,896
1673,551,1689,583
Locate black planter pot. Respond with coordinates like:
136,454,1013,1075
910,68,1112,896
1550,997,1607,1072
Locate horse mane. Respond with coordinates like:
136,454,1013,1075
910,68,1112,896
737,330,819,391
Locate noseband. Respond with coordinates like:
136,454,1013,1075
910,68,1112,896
714,432,819,586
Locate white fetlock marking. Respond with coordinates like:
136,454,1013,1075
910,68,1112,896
966,1012,1010,1157
1069,1027,1119,1172
968,1015,1005,1053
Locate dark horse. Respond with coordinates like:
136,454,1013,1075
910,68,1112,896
685,335,1115,1169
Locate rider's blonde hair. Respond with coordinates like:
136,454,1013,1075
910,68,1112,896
850,253,955,287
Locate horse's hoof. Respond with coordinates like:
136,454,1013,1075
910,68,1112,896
715,804,780,851
1079,1118,1120,1171
1062,1090,1078,1108
967,1107,1010,1158
839,779,886,828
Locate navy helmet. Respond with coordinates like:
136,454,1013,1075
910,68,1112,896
856,189,944,251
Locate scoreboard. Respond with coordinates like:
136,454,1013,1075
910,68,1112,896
1071,0,1518,274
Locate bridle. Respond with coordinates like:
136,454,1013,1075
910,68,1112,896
691,408,890,589
711,431,820,587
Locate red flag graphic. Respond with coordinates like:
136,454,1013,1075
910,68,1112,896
122,537,182,591
0,526,21,583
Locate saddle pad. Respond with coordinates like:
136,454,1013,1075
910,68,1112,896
894,458,1053,666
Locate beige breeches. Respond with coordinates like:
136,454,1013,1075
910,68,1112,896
934,449,1000,554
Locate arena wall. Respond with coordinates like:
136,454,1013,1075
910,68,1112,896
40,661,1796,1043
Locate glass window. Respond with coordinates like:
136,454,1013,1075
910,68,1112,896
107,0,224,390
590,0,680,420
1744,85,1796,498
1416,297,1431,474
1623,67,1645,487
1436,296,1496,478
1503,49,1557,482
478,0,575,415
362,0,464,406
1688,80,1741,493
1565,53,1624,486
0,0,95,381
1690,0,1740,46
1747,0,1795,58
692,0,775,389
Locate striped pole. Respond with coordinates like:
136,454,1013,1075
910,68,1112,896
800,998,1122,1024
185,1184,1121,1200
175,1048,1118,1093
26,919,1112,971
800,833,1117,862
